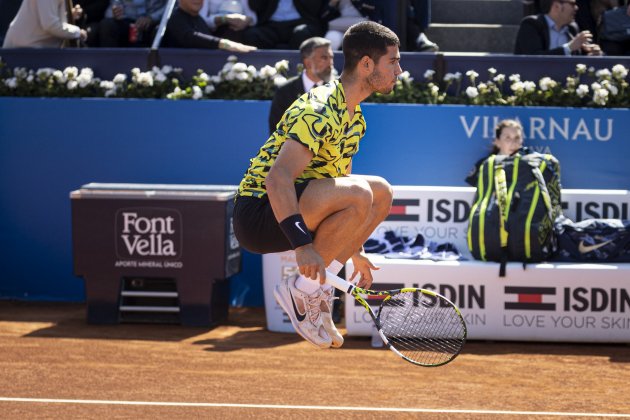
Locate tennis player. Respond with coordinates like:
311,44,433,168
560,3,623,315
233,21,402,349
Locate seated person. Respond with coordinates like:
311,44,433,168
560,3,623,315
98,0,166,47
465,119,525,186
597,1,630,56
514,0,603,55
243,0,327,49
75,0,110,47
268,37,334,134
163,0,256,52
321,0,378,50
199,0,256,43
3,0,87,48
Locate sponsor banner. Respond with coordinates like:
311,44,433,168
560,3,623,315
262,251,298,333
378,186,630,258
346,256,630,343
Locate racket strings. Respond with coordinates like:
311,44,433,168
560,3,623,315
378,292,466,366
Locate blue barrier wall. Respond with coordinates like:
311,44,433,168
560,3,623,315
1,97,628,305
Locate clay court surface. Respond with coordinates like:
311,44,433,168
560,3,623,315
1,301,629,419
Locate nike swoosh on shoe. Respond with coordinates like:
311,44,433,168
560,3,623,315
289,288,307,322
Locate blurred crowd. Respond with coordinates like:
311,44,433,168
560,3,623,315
0,0,437,52
0,0,628,55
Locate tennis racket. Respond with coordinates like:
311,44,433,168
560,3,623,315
325,272,467,367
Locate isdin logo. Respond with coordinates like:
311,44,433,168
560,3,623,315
116,208,182,259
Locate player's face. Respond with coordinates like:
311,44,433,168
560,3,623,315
493,126,523,155
306,46,334,82
367,45,402,95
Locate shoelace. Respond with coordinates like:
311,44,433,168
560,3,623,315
304,292,325,324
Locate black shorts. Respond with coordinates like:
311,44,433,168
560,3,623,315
232,181,311,254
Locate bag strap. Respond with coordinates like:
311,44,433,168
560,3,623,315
494,163,509,277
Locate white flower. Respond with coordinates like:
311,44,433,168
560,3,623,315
232,62,248,73
161,65,173,74
477,82,487,93
236,71,251,81
466,70,478,78
227,55,237,63
399,71,413,82
53,70,65,83
612,64,628,79
602,80,618,96
210,75,221,84
509,73,521,82
523,81,536,93
424,69,435,80
198,72,210,83
575,64,587,74
131,67,140,76
275,59,289,73
273,76,287,87
430,84,439,95
593,88,609,106
595,68,611,79
154,71,167,83
493,74,505,83
192,85,203,100
443,72,461,82
166,86,182,100
576,84,589,98
136,71,154,87
247,65,257,77
591,82,601,91
104,88,117,97
67,80,78,90
4,77,17,89
26,75,34,83
63,66,78,80
100,80,115,90
36,68,55,79
77,71,92,88
204,85,215,95
539,77,556,91
466,86,479,98
511,81,524,93
259,65,277,79
488,67,497,75
13,67,28,78
113,73,127,84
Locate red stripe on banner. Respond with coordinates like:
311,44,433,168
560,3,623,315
389,206,406,215
518,294,542,304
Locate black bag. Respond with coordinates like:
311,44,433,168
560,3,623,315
600,7,630,42
554,216,630,262
467,150,562,276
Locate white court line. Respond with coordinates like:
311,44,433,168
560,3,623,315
0,397,629,418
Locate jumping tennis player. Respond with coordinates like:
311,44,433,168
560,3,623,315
233,21,402,349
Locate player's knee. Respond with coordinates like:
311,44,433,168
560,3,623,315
346,180,373,218
370,177,393,215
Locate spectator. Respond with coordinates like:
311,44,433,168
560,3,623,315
98,0,166,47
380,0,438,52
595,1,630,56
268,36,334,134
199,0,256,43
76,0,110,47
321,0,380,50
2,0,87,48
514,0,603,55
0,0,22,46
243,0,327,49
162,0,256,51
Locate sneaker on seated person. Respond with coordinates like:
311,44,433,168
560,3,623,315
274,275,332,349
416,33,438,52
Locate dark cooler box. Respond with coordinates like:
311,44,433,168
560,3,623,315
71,183,241,327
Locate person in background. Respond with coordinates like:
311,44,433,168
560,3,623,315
268,36,334,134
199,0,256,43
380,0,438,52
321,0,380,50
163,0,256,51
595,0,630,56
514,0,603,55
2,0,87,48
98,0,166,47
465,119,525,186
74,0,110,47
233,21,401,349
243,0,327,49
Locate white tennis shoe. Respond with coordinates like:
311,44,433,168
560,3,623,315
320,287,344,348
274,275,332,349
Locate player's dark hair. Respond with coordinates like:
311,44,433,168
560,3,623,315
492,119,523,154
341,21,400,72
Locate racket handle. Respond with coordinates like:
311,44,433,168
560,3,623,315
324,271,355,294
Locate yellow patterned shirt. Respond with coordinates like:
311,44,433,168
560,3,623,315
237,79,366,198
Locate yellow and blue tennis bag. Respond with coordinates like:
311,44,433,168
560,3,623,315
467,150,562,276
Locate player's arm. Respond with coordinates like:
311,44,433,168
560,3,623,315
266,140,325,281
